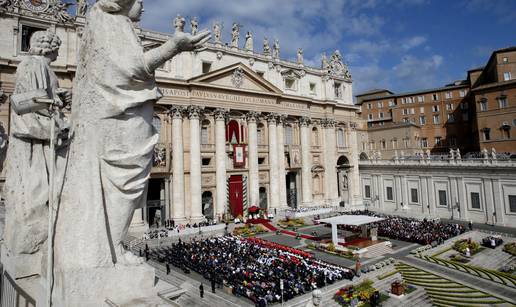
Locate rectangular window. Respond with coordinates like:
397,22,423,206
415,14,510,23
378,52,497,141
504,72,512,81
381,140,386,149
499,97,508,108
379,112,384,119
368,103,372,109
480,100,488,111
448,114,455,123
420,138,428,148
438,190,447,207
392,139,398,149
471,192,481,209
503,57,508,63
201,127,209,144
334,82,342,98
386,187,393,201
483,129,490,141
509,195,516,213
401,97,406,104
368,114,373,121
419,116,426,125
411,188,419,203
410,108,415,115
460,90,466,97
433,115,440,124
446,103,453,111
432,105,439,112
202,61,212,73
403,118,408,123
388,100,395,107
445,92,452,99
285,78,296,90
435,136,442,146
418,96,425,103
449,137,457,147
309,82,316,94
432,93,439,101
420,107,425,113
377,102,383,108
364,185,371,198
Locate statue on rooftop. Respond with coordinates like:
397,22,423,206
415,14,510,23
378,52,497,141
213,22,222,43
297,48,303,65
231,22,240,48
174,14,186,32
273,38,280,59
263,37,271,56
244,31,253,51
76,0,87,16
191,16,199,35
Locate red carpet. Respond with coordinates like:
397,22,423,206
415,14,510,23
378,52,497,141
338,237,369,247
248,219,321,241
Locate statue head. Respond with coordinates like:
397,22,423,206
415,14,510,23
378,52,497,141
29,30,62,62
97,0,143,21
312,289,322,306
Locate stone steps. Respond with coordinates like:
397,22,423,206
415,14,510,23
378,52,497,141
365,243,393,258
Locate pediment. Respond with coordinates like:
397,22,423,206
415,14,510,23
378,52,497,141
188,63,282,94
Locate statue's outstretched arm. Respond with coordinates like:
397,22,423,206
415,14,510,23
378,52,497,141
144,30,211,73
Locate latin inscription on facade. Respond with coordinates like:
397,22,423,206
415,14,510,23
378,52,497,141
159,87,277,105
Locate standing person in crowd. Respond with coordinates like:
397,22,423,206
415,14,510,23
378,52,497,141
355,257,361,277
199,283,204,298
469,220,473,231
166,262,170,274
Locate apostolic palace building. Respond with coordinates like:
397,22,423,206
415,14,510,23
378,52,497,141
1,1,516,231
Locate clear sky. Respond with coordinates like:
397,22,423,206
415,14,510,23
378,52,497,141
93,0,516,96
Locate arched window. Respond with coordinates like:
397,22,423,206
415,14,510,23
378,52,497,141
285,125,293,145
312,127,319,146
226,120,240,144
337,128,345,147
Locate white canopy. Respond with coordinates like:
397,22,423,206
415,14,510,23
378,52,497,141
319,215,384,226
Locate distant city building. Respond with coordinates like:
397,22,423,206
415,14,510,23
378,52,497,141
356,46,516,159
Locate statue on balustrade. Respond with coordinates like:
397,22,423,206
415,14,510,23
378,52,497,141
52,0,210,305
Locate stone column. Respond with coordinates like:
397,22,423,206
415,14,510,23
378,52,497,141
277,115,288,208
188,106,204,222
300,116,313,206
323,118,338,205
347,123,361,207
164,178,171,220
170,106,186,223
246,111,260,208
214,108,228,221
267,113,280,210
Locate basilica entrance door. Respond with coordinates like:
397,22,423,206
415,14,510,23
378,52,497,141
229,175,244,218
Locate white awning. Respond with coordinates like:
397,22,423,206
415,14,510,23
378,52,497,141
318,215,384,226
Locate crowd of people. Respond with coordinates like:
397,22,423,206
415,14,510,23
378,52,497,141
285,205,335,214
149,235,354,305
143,220,220,240
338,211,465,245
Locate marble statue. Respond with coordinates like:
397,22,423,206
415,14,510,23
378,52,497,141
297,48,303,64
329,49,351,78
231,22,240,48
273,38,280,59
76,0,87,16
3,30,72,279
174,14,186,32
191,16,198,35
244,31,253,51
263,37,271,56
52,1,210,305
213,22,222,43
322,52,329,70
51,1,74,23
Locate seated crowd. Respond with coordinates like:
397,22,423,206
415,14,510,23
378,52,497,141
143,220,219,240
338,210,465,245
285,205,334,214
149,235,354,305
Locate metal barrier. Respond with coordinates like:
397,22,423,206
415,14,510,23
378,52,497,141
0,270,36,307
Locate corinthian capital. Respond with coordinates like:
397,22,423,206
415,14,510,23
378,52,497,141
245,111,261,123
214,108,229,121
169,105,185,119
187,105,203,120
266,113,279,124
299,116,311,127
321,118,336,128
276,114,288,126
